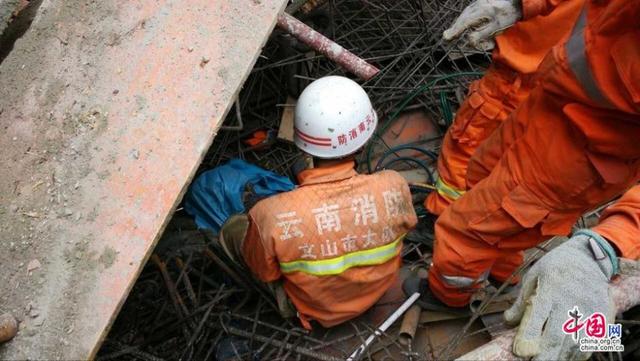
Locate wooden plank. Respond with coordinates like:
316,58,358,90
277,96,296,142
0,0,286,359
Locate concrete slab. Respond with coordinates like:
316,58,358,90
0,0,286,358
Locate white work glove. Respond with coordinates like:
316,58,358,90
443,0,522,51
504,230,619,361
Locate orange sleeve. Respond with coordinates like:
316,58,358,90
241,214,282,282
593,185,640,260
521,0,567,20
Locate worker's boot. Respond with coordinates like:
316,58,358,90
402,275,470,315
405,213,436,247
269,282,297,319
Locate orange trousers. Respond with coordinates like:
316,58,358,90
425,65,538,287
426,65,534,215
429,86,638,306
427,0,640,307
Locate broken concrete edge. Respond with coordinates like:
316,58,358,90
457,259,640,361
86,2,290,359
0,0,41,63
0,0,20,35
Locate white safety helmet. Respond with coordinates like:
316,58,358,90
294,76,377,159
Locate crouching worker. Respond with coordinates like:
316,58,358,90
222,76,417,329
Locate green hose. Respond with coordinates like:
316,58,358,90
439,91,454,126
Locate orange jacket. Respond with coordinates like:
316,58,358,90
494,0,586,74
594,185,640,260
505,0,640,252
243,161,417,328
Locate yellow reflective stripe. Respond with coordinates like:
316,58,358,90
435,176,465,201
279,235,405,276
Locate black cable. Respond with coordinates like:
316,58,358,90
377,156,434,183
374,145,438,172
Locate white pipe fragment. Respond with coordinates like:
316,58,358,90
347,292,421,361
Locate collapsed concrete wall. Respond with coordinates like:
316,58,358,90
0,0,286,359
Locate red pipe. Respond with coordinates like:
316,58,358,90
276,13,380,81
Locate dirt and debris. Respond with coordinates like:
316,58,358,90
0,313,18,343
0,0,126,356
26,259,40,273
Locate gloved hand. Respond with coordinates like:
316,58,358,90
443,0,522,51
504,230,619,361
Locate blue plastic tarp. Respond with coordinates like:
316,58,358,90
184,159,295,233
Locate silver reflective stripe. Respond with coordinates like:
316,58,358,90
441,275,475,287
441,270,489,288
565,6,615,109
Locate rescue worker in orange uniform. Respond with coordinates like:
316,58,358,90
406,0,640,359
427,0,587,214
240,76,417,329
